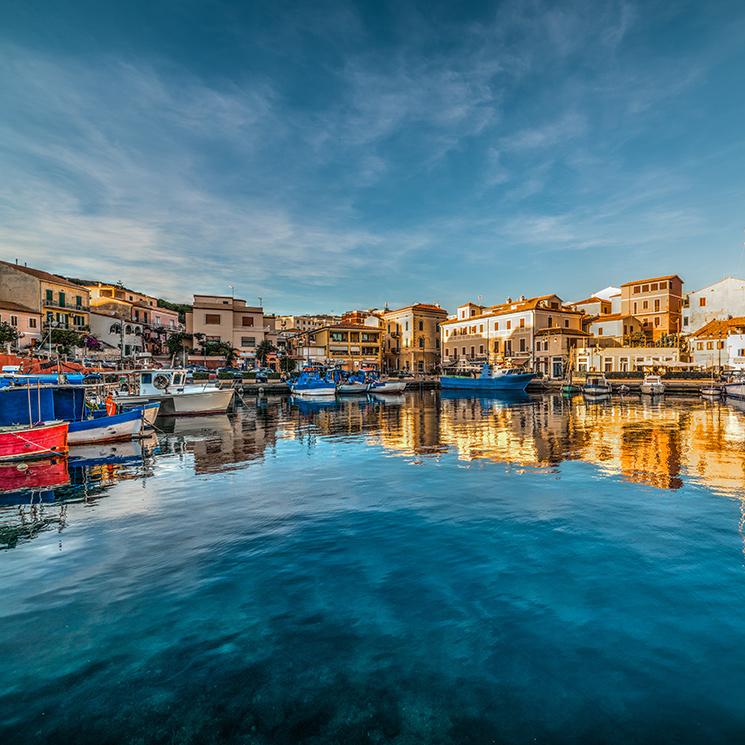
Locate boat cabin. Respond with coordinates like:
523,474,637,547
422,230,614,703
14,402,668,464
131,369,189,395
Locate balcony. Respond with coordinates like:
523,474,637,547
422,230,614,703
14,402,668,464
43,298,88,311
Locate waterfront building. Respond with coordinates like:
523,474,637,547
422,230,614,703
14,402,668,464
0,300,42,350
440,294,583,377
534,327,591,377
341,309,383,327
79,281,183,360
89,311,149,361
619,274,684,340
681,277,745,335
573,344,681,373
587,314,643,342
689,317,745,370
292,323,382,370
186,295,278,368
381,303,448,374
567,296,612,317
276,314,341,332
0,260,90,334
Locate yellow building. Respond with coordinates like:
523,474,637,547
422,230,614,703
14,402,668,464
293,323,382,370
382,303,448,374
0,260,90,332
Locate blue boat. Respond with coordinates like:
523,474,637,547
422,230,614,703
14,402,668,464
440,364,535,391
290,370,336,397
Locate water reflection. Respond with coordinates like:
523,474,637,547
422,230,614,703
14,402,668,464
3,393,745,552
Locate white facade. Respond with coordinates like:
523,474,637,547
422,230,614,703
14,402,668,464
89,311,146,359
574,346,681,373
682,277,745,335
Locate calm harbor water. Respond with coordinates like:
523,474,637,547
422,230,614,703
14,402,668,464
2,391,745,744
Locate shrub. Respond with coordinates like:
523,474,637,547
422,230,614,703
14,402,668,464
217,371,235,379
268,372,281,380
193,371,209,380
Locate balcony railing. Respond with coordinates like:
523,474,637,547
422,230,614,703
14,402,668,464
43,298,88,311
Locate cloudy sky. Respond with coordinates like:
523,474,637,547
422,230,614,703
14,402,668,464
2,0,744,313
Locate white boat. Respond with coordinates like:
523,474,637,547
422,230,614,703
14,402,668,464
68,407,146,445
289,371,337,397
583,375,612,396
113,369,234,416
368,379,407,394
640,375,665,395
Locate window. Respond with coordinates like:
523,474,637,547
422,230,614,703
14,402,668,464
697,342,703,350
205,314,221,324
470,346,475,356
129,295,133,301
479,344,484,353
699,297,706,307
435,339,440,348
633,302,637,314
547,316,552,327
480,324,484,333
241,337,256,346
654,299,660,312
361,347,377,355
506,320,511,330
564,319,569,328
519,318,525,328
519,338,526,352
651,283,658,291
10,315,18,326
462,347,466,355
361,333,377,342
58,291,65,308
598,327,603,336
405,321,409,331
242,316,254,326
76,295,83,307
419,321,423,331
495,322,499,331
683,318,688,326
642,284,649,292
660,282,667,289
707,341,714,349
633,286,641,294
46,289,53,304
654,317,660,327
642,300,648,310
29,317,37,328
493,340,499,352
419,338,424,348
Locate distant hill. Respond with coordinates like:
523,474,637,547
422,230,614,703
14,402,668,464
158,298,192,323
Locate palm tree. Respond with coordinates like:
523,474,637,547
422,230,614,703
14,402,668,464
255,339,277,367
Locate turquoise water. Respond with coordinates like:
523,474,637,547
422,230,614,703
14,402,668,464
2,392,745,743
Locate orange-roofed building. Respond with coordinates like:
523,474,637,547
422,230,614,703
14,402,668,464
620,274,684,340
381,303,449,374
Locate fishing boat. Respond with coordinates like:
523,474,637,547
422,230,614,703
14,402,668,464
583,374,612,396
290,370,336,397
368,379,407,394
336,372,370,394
721,372,745,401
113,369,235,415
68,407,148,445
0,421,69,461
440,364,535,392
640,375,665,395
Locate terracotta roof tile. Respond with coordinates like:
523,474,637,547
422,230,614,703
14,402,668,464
0,260,87,290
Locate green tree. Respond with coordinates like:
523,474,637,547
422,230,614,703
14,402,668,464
0,321,19,346
279,355,296,373
255,339,277,366
50,328,82,355
166,331,193,357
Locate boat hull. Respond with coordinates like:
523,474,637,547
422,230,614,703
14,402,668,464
337,383,369,394
583,386,612,396
69,408,145,445
115,388,235,416
291,385,337,397
440,374,535,391
723,383,745,400
0,421,69,461
640,385,665,395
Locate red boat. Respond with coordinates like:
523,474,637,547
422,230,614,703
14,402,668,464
0,421,69,461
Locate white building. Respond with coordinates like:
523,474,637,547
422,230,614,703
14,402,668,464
689,317,745,369
574,345,681,373
682,277,745,335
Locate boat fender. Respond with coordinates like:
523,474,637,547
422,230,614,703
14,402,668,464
153,374,169,390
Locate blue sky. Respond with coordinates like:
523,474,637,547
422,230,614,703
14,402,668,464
2,0,745,314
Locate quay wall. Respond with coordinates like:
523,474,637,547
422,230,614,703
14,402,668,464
233,377,712,396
